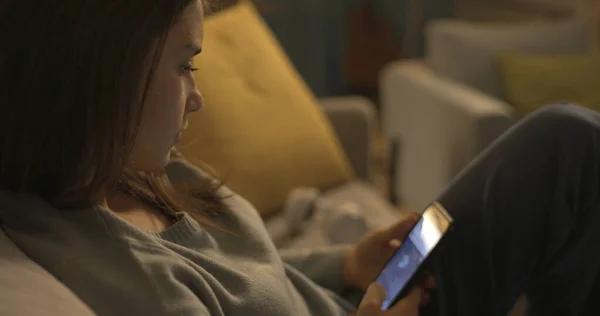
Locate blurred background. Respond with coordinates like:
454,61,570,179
186,5,600,297
211,0,596,98
189,0,599,212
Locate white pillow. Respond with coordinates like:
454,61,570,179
425,18,591,99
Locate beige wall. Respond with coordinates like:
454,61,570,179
454,0,575,20
455,0,599,49
575,0,600,49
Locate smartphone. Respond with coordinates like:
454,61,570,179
374,202,453,311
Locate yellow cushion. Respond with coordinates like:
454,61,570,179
498,52,600,116
179,1,353,216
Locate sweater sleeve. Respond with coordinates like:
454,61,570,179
278,244,350,294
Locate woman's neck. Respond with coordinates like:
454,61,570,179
104,192,174,232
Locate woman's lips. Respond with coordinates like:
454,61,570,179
174,132,182,145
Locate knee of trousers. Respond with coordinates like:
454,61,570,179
520,102,600,141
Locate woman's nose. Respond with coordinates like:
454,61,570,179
186,87,203,113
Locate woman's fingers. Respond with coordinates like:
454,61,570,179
420,291,430,306
388,286,423,315
356,283,387,315
423,274,436,289
357,283,427,315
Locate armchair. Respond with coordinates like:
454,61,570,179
380,18,591,211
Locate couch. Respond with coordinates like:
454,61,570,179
380,17,592,211
264,96,405,250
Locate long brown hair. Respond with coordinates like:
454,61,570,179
0,0,227,225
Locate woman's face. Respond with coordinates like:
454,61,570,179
128,1,204,171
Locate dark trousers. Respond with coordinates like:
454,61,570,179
422,103,600,316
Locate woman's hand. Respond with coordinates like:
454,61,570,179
355,283,422,316
343,214,421,291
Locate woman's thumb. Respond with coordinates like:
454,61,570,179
356,283,386,315
388,286,423,315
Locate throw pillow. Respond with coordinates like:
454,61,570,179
178,1,354,217
497,52,600,116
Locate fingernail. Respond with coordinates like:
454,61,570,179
389,239,401,248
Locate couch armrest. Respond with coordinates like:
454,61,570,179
0,231,96,315
319,96,376,183
380,60,516,210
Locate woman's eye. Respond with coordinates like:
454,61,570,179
181,63,198,73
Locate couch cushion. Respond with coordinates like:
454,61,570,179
0,229,96,315
498,52,600,115
179,1,353,217
426,19,590,100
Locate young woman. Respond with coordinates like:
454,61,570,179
1,1,599,315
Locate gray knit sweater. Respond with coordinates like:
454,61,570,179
0,158,357,315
